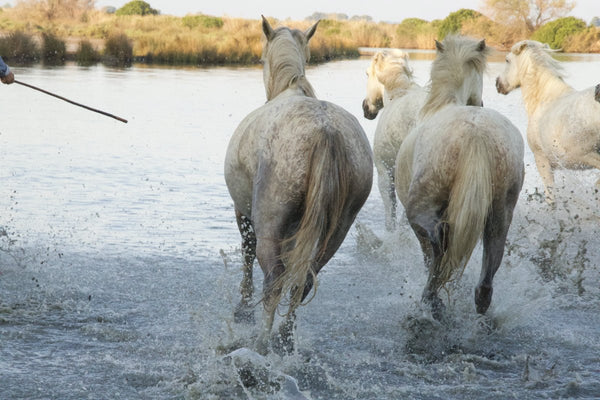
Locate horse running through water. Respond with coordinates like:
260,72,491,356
224,16,373,354
496,40,600,205
362,50,427,231
395,36,524,318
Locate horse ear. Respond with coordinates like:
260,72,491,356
305,20,319,42
476,39,486,52
435,40,444,53
261,15,275,41
513,41,528,55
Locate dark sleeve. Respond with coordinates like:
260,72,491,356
0,56,9,77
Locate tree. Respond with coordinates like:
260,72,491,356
483,0,575,34
437,9,481,40
531,16,586,48
115,0,158,16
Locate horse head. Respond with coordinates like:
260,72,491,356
496,40,557,95
362,50,412,120
261,16,319,101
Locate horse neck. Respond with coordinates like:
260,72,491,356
266,42,316,100
384,81,419,104
420,82,462,118
520,64,573,116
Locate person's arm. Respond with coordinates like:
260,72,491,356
0,56,15,84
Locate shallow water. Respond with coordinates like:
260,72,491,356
1,53,599,399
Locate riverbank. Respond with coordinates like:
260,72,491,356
0,7,598,67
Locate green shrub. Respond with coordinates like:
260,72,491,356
115,1,158,16
103,33,133,66
76,40,100,66
0,31,39,63
437,9,481,40
531,17,587,49
181,14,224,29
41,32,66,65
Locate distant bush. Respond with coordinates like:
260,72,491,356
41,32,66,65
562,26,600,52
103,33,133,66
532,17,587,49
0,31,39,63
181,14,224,29
76,40,100,65
396,18,437,48
437,9,481,40
115,1,158,16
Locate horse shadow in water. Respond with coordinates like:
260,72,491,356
395,36,525,319
224,16,373,354
496,40,600,205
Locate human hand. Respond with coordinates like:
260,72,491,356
1,71,14,84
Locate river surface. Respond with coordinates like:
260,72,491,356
1,51,599,399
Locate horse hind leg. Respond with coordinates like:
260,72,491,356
407,204,449,319
475,194,517,314
254,236,287,355
234,210,257,323
378,166,398,231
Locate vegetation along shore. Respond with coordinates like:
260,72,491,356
0,0,598,67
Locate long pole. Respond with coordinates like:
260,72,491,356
14,80,128,123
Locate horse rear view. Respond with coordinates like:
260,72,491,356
362,50,427,231
224,17,373,354
496,40,600,204
395,36,524,318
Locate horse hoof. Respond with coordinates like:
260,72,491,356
234,303,255,324
423,294,445,321
475,285,493,314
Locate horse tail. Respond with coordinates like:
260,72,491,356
594,84,600,103
441,133,493,285
280,127,351,308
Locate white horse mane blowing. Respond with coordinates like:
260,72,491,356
496,40,600,204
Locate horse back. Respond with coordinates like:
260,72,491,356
225,95,372,218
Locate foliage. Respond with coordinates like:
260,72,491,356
76,39,100,65
531,16,586,49
13,0,95,21
41,31,66,64
562,26,600,52
0,30,39,63
115,0,158,16
437,9,481,40
483,0,575,34
396,18,437,48
103,33,132,66
181,14,223,29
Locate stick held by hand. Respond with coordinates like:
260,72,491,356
14,80,128,123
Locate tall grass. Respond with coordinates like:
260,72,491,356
0,3,598,68
0,31,39,63
42,32,66,65
76,39,100,65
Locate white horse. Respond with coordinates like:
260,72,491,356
496,40,600,204
224,17,373,354
362,50,427,231
395,36,524,318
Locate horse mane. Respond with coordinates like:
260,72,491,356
511,40,572,113
420,35,488,118
263,27,316,100
511,40,565,80
377,50,417,97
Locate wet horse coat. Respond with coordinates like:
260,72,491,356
224,17,372,353
395,36,524,317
